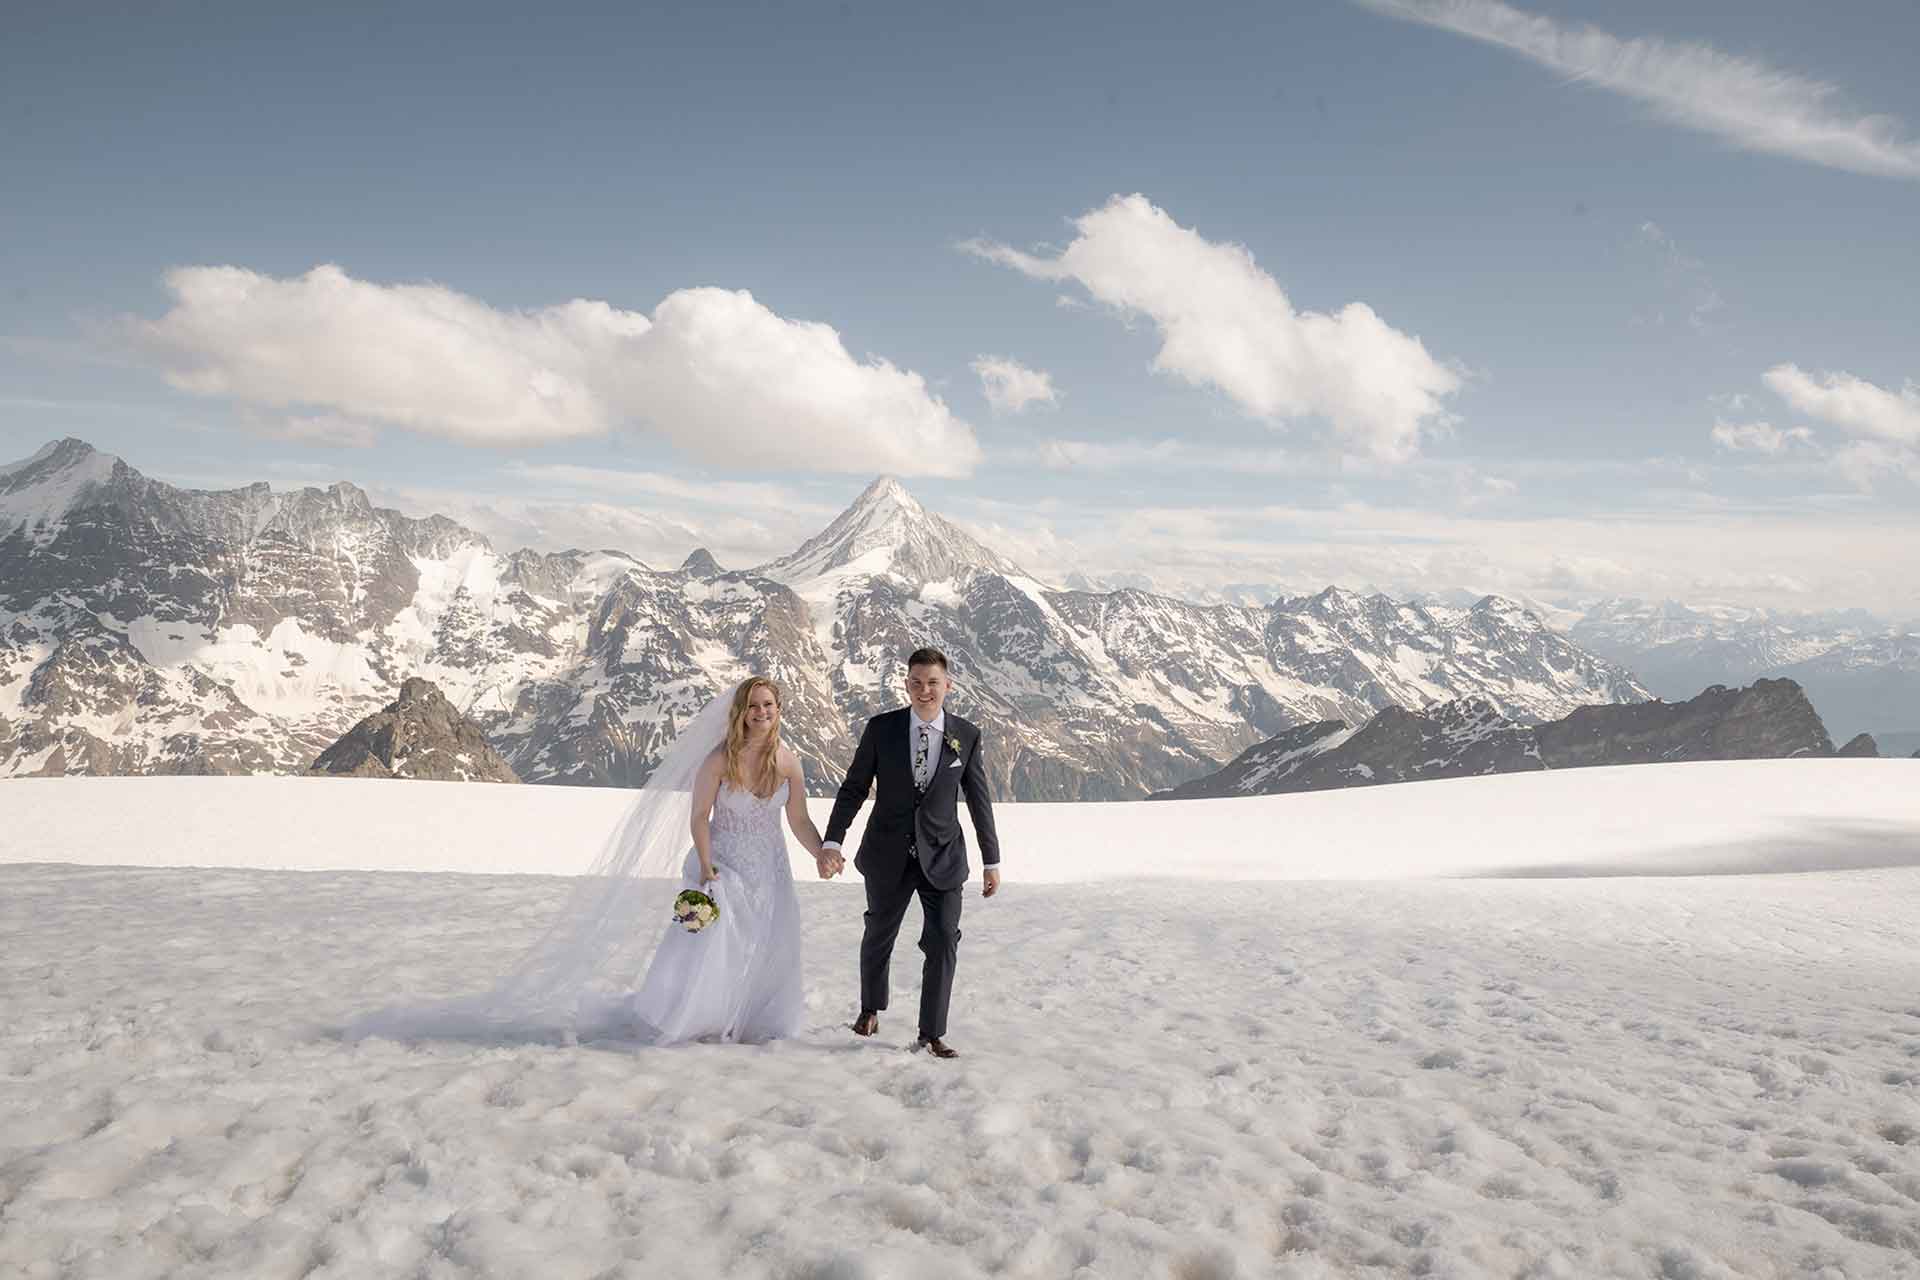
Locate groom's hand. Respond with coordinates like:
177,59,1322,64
982,867,1001,898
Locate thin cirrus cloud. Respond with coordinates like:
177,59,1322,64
124,263,983,477
961,194,1461,464
971,356,1059,414
1356,0,1920,180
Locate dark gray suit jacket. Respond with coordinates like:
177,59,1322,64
825,707,1000,891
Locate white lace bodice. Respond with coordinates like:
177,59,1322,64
708,779,791,890
711,778,788,838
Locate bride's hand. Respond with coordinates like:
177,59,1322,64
700,863,719,885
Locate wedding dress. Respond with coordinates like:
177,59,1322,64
626,779,804,1044
342,690,802,1048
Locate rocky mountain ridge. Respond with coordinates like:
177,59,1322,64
1153,677,1868,800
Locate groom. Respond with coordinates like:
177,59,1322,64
821,646,1001,1058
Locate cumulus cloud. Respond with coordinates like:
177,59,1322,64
127,264,981,476
1725,364,1920,489
961,194,1461,463
1709,420,1814,454
1762,364,1920,445
1356,0,1920,179
971,356,1059,414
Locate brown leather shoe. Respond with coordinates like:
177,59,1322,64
914,1036,959,1059
852,1010,879,1037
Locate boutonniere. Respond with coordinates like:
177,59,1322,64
944,734,962,755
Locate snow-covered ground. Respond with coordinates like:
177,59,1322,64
5,759,1918,881
4,763,1919,1277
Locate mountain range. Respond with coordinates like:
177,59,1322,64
1568,598,1920,747
1153,677,1863,800
3,437,1658,798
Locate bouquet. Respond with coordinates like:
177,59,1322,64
673,888,719,933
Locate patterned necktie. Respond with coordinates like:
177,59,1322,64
915,722,930,791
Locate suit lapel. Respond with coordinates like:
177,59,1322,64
927,716,964,794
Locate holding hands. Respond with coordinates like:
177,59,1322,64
813,847,846,879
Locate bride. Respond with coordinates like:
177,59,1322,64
343,675,840,1047
626,675,839,1043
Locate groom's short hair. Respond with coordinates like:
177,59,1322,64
906,646,949,673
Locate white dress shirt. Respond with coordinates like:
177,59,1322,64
909,709,945,790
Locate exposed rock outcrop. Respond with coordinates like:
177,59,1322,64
1156,678,1846,800
1535,679,1833,767
309,678,519,782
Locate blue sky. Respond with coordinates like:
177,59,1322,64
4,0,1917,615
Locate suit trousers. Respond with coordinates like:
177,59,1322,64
860,848,963,1039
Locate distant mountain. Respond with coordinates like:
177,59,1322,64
1569,597,1919,743
1154,678,1846,799
1,437,1653,798
310,677,520,781
1769,634,1920,750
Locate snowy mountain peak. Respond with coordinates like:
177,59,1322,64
755,475,1023,587
856,474,913,510
0,437,125,543
1470,595,1542,629
680,547,723,577
2,436,94,478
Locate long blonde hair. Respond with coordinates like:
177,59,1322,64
723,676,784,797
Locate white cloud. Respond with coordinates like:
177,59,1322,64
363,481,807,569
971,356,1059,414
1709,420,1814,455
267,413,382,449
960,489,1920,617
961,194,1461,463
1829,440,1920,489
499,462,820,513
127,264,981,476
1008,436,1301,476
1763,364,1920,445
1357,0,1920,179
1730,364,1920,490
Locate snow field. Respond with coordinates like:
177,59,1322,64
3,762,1919,1277
3,759,1917,882
4,862,1920,1278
